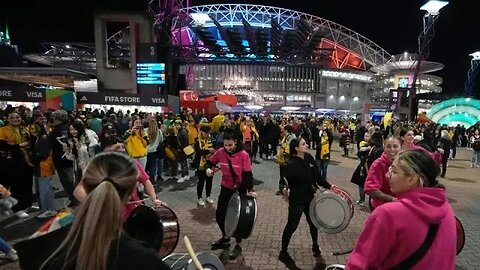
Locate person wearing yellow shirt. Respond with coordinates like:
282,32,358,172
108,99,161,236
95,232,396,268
211,112,225,136
124,116,149,168
187,115,199,146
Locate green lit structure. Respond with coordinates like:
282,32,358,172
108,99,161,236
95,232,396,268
427,98,480,127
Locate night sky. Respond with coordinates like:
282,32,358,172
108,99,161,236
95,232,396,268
1,0,479,95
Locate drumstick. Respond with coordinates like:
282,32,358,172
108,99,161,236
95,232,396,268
332,248,353,256
183,235,203,270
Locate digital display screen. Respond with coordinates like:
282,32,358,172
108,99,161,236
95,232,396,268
398,77,409,88
137,63,166,85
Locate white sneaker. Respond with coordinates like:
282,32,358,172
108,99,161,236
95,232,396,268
37,210,58,219
205,197,214,204
183,176,190,181
15,210,29,219
177,176,185,183
0,250,18,261
197,198,206,206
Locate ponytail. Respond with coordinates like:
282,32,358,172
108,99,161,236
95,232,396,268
41,152,137,270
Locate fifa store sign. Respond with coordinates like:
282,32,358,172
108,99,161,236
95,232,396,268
77,92,167,106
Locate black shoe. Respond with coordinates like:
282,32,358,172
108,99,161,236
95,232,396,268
276,190,283,196
312,243,321,258
279,251,295,267
228,244,242,260
211,237,231,250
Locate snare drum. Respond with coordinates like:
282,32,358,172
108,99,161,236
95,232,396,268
125,205,180,258
163,252,225,270
309,187,354,234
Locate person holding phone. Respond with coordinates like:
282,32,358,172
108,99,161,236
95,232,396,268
124,116,149,169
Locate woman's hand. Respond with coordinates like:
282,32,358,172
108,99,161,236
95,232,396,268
247,191,257,198
152,198,164,207
206,168,214,177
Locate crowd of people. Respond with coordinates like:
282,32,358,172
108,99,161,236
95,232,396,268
0,104,468,269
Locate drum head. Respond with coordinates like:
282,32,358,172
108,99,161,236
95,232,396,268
325,264,345,270
224,194,241,238
186,252,225,270
309,191,351,234
125,205,163,250
455,216,465,255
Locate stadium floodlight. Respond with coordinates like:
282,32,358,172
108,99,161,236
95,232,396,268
420,0,449,15
280,106,300,111
244,105,263,110
469,51,480,61
190,13,211,25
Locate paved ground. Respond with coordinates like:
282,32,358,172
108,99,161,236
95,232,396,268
0,145,479,269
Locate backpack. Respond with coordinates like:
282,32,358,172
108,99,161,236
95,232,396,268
35,135,52,160
473,140,480,151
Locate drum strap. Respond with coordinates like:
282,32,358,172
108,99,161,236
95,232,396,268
226,156,240,189
391,223,439,270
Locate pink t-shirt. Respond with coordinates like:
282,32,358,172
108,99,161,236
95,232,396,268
123,160,149,221
364,152,394,209
209,148,252,189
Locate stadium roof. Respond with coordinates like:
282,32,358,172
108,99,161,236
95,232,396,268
165,4,392,70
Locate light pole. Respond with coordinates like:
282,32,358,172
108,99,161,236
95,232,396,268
409,0,448,121
464,52,480,97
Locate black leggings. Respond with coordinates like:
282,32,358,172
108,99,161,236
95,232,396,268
197,170,213,199
281,201,318,252
216,186,242,243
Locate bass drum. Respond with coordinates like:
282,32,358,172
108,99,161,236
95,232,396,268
125,205,179,258
163,252,225,270
455,216,465,255
224,192,257,239
309,187,354,234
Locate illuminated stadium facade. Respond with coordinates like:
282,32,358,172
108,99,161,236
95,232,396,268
21,4,445,114
164,4,392,112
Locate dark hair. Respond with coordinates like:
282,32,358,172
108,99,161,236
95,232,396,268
368,130,384,147
69,120,86,139
100,136,123,151
222,128,237,141
397,149,443,189
289,137,303,156
284,125,293,133
399,128,410,138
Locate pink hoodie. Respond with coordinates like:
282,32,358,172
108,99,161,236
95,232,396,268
364,152,394,209
346,187,456,270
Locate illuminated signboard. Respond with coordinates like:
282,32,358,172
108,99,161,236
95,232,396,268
137,63,166,85
398,77,409,88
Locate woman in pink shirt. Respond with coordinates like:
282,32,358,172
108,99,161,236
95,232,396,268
364,136,401,210
206,128,257,260
346,149,456,270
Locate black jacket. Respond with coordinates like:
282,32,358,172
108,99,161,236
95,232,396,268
284,154,332,203
50,123,74,168
43,232,170,270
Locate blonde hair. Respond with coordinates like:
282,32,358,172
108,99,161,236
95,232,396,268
42,152,138,270
148,118,159,143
